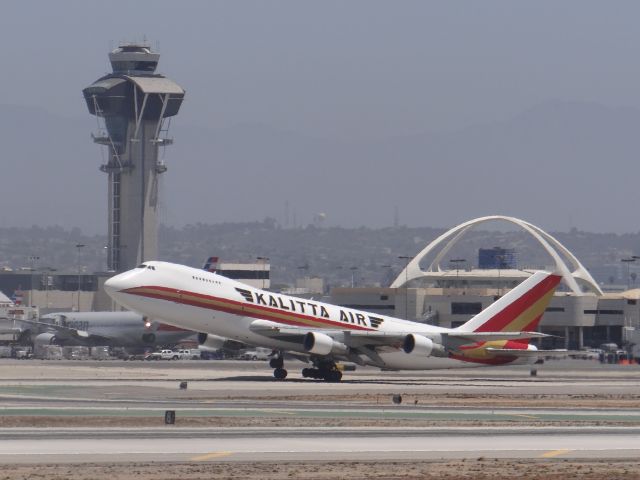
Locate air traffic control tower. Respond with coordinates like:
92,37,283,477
83,44,184,272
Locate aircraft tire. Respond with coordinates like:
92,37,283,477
270,357,284,369
324,370,342,383
274,368,288,380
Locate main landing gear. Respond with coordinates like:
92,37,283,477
301,359,343,382
269,355,287,380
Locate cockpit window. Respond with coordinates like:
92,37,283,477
135,264,156,270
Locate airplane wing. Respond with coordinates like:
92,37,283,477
484,348,569,357
19,318,95,341
248,319,558,365
249,319,549,344
249,319,405,344
442,331,551,342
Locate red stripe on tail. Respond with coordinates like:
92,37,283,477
474,274,561,332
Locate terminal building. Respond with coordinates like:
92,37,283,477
0,258,271,314
332,216,640,350
0,270,114,314
203,257,270,289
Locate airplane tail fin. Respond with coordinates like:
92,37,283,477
203,256,219,272
455,271,562,336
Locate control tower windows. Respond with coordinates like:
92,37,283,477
111,61,157,73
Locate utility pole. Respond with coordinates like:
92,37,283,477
622,258,635,290
398,256,412,320
75,244,86,311
256,257,269,290
350,266,358,288
449,258,466,290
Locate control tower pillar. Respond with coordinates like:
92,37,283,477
83,44,184,272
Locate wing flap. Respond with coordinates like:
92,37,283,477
445,331,550,343
485,347,568,357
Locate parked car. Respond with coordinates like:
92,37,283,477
239,348,272,361
145,349,179,360
177,349,201,360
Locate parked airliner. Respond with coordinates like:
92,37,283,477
21,311,195,354
104,261,562,381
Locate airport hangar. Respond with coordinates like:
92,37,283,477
331,215,640,350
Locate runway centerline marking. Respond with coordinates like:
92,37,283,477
262,409,296,415
191,451,233,461
541,449,571,458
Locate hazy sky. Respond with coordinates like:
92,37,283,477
2,1,640,233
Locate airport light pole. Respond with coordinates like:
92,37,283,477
41,267,56,311
621,258,635,290
381,265,392,287
297,263,310,291
398,256,412,320
350,267,358,288
27,256,40,307
256,256,269,289
449,258,466,290
75,244,85,311
496,253,505,297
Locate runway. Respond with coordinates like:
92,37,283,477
1,427,640,463
0,358,639,469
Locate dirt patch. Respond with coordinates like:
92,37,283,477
205,392,640,408
0,415,637,429
2,459,640,480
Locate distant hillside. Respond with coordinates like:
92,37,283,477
1,222,639,289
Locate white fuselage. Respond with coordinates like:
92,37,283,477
104,261,519,369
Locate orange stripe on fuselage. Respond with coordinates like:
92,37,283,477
449,352,519,365
157,323,192,332
121,286,374,332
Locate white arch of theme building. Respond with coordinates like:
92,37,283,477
390,215,603,296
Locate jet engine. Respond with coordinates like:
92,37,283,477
303,332,349,356
198,333,245,351
403,334,446,357
34,332,57,345
197,332,226,350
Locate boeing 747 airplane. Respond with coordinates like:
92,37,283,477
104,261,562,382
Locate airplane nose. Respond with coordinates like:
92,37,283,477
104,271,133,299
103,276,117,297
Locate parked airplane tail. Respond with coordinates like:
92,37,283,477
203,256,219,272
455,271,562,338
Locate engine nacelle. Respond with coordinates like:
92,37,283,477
403,334,446,357
403,334,433,356
526,344,540,365
197,332,226,350
34,332,57,346
303,332,349,356
198,333,245,352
